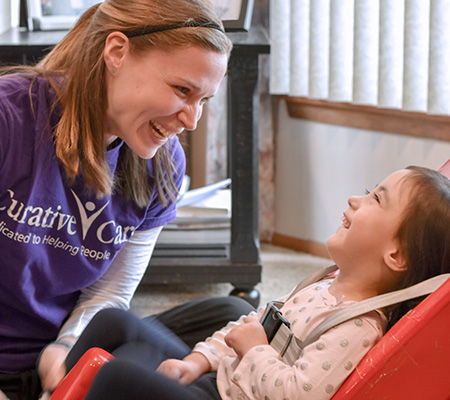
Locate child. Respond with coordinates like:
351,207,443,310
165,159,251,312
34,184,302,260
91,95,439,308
52,166,450,400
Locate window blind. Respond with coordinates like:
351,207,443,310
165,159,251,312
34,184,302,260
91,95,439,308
270,0,450,116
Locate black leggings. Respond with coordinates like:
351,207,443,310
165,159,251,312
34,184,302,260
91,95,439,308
0,370,41,400
65,296,255,400
85,360,220,400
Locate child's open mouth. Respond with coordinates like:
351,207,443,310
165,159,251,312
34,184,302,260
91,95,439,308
341,214,350,229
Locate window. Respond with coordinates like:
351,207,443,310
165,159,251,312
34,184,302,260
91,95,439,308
270,0,450,117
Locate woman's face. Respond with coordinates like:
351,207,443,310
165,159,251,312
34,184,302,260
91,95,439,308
104,37,228,159
326,169,412,270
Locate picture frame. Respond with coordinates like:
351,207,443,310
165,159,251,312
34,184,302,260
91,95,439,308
211,0,254,32
25,0,99,31
23,0,254,32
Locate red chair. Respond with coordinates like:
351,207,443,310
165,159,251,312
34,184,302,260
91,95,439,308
50,347,113,400
332,275,450,400
439,158,450,177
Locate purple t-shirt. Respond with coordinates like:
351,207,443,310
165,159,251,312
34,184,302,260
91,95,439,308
0,75,185,373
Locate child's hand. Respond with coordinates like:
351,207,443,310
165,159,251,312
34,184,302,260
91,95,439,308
157,352,210,385
225,315,269,359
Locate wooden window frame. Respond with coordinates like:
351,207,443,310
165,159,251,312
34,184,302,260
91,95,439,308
282,96,450,143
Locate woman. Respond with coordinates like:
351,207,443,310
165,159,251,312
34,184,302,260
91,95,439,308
52,166,450,400
0,1,231,398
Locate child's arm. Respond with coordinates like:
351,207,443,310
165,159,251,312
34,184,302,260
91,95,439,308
224,315,268,358
157,292,295,385
158,305,274,384
157,352,210,385
224,311,385,400
157,314,268,384
191,293,295,370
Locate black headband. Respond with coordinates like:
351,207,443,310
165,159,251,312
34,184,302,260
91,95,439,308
124,21,224,38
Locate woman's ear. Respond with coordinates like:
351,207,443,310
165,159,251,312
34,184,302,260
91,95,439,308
104,32,130,73
384,247,408,272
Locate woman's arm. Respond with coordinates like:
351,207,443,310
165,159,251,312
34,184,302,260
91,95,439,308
38,226,163,391
57,226,163,341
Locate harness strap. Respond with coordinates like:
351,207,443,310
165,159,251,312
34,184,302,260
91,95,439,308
285,265,338,302
269,271,450,365
302,273,450,348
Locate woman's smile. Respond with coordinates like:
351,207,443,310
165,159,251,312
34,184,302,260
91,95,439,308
150,120,181,141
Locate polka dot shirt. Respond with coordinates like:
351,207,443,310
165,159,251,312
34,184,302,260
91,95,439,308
193,280,386,400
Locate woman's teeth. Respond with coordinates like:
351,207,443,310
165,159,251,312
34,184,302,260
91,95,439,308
151,121,176,140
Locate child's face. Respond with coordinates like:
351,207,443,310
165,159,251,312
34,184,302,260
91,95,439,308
326,169,412,270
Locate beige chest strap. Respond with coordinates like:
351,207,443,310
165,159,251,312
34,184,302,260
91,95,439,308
268,272,450,366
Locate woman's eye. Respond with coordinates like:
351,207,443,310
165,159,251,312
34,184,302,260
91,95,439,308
177,86,189,95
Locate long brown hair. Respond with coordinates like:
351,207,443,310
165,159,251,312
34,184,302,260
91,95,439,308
2,0,232,207
386,166,450,329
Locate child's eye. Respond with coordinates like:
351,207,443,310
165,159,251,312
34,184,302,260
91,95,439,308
365,189,381,203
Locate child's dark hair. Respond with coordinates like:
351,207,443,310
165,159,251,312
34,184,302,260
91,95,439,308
386,165,450,330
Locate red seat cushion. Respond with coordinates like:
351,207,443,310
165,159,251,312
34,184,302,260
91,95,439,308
332,277,450,399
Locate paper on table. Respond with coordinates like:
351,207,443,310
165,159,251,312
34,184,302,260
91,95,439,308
176,178,231,208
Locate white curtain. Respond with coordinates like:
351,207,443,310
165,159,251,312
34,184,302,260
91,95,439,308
270,0,450,115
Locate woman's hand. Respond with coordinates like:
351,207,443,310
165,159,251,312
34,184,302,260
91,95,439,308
224,315,269,359
157,352,210,385
37,342,72,392
0,389,8,400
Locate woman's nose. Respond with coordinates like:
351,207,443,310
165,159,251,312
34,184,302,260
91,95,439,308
179,103,203,131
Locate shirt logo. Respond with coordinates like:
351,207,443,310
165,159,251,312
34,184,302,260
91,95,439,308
0,189,136,258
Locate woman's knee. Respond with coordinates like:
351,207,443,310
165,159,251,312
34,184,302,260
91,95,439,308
89,308,142,337
153,296,256,348
90,308,129,329
186,296,256,322
214,296,256,320
75,308,141,353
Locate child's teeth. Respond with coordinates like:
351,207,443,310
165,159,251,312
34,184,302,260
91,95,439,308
341,216,350,228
